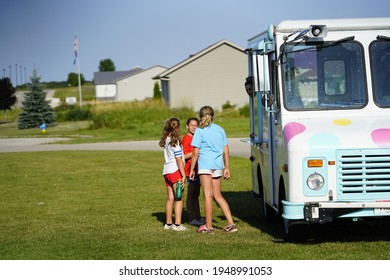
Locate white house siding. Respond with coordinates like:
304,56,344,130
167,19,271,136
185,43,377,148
116,66,167,101
95,84,117,100
168,43,248,111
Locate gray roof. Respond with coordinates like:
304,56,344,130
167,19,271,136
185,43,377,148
93,67,143,85
153,40,244,79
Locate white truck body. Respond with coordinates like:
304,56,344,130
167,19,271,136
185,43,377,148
245,18,390,241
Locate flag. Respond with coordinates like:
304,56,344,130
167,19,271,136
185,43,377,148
73,36,78,65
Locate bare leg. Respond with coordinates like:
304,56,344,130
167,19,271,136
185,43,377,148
212,177,234,225
200,174,213,229
165,185,174,224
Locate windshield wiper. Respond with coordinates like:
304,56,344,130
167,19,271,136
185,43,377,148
317,36,355,49
276,34,354,66
377,35,390,41
277,30,309,65
294,29,310,41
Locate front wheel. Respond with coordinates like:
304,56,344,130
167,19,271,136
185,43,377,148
283,218,310,243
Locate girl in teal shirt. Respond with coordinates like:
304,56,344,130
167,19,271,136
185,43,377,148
190,106,237,233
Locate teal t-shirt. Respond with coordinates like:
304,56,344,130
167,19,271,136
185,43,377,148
191,123,228,170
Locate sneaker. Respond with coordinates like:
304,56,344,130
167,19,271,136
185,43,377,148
172,224,188,231
164,223,173,230
189,219,204,226
196,224,214,234
223,224,238,233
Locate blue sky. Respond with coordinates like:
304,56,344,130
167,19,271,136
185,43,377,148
0,0,389,83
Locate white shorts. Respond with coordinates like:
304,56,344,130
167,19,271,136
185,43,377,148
198,169,223,178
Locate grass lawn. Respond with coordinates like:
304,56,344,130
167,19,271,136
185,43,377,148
53,83,96,102
1,151,390,260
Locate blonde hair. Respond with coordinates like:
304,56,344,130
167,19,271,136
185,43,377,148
159,117,182,147
198,106,214,128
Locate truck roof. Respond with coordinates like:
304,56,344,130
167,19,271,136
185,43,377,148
276,17,390,33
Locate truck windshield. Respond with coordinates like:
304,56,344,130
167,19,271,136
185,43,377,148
371,39,390,108
281,41,367,110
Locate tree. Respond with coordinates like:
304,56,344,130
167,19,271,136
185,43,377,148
67,72,85,87
0,77,17,112
99,59,116,72
153,82,161,100
18,69,56,129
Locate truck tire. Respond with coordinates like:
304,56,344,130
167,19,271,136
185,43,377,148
283,218,310,242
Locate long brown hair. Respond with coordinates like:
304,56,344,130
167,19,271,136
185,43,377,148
199,106,214,128
159,117,182,147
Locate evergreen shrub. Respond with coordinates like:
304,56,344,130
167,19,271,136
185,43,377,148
18,70,57,129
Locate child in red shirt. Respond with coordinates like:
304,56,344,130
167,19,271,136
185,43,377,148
182,117,204,226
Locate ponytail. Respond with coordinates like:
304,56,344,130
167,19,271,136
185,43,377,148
198,106,214,128
159,118,181,147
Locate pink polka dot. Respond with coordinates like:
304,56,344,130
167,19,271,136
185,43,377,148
283,122,306,144
371,129,390,147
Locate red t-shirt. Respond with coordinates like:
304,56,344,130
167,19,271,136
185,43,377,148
182,133,197,176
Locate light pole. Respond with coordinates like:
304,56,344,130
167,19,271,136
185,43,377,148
15,64,18,87
9,65,11,82
20,65,22,86
24,67,26,85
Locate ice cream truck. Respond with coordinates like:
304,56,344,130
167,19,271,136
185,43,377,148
245,18,390,241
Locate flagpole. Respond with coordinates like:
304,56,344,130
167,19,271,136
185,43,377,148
75,34,83,107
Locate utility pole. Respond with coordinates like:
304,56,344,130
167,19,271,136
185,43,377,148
15,64,18,87
20,65,22,86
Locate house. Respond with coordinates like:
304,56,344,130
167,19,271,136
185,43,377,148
116,65,167,101
94,68,143,101
153,40,248,111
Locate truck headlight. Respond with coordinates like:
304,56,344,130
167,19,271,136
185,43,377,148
306,173,324,191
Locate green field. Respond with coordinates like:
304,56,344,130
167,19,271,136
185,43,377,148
1,151,390,260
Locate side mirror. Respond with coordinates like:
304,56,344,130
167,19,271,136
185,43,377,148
253,40,271,93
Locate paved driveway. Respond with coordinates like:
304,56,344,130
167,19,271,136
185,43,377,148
0,138,250,158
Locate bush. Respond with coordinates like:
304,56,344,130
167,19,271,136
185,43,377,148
171,106,198,121
239,104,250,117
0,107,20,123
89,100,198,129
55,104,91,122
222,100,236,110
89,100,169,129
65,107,91,121
218,103,250,118
218,108,241,118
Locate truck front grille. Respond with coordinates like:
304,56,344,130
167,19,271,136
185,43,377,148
337,149,390,200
